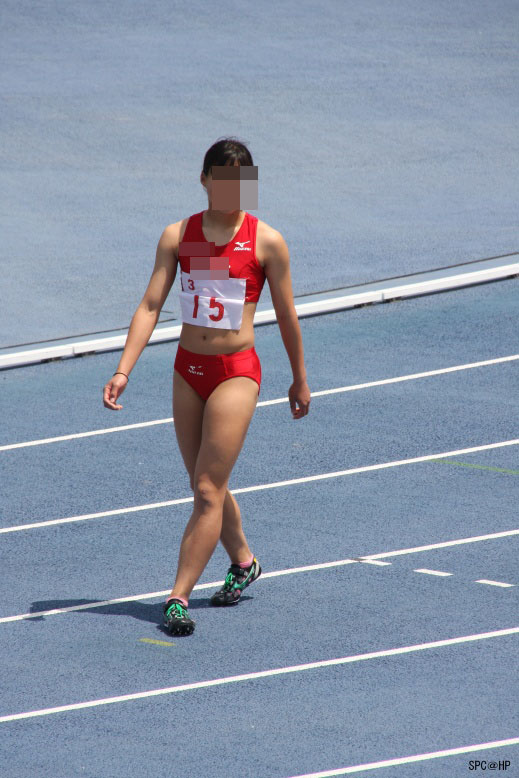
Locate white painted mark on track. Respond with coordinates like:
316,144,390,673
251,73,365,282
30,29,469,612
0,627,517,723
1,354,517,451
414,568,453,577
476,579,515,588
2,438,519,533
359,560,392,566
283,737,519,777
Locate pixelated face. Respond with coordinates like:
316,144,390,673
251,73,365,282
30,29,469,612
201,162,258,211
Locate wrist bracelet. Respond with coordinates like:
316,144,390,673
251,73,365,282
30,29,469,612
113,372,129,381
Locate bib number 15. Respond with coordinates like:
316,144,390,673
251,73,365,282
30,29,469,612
192,294,224,322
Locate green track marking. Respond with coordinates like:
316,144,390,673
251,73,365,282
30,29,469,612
139,638,175,647
430,459,519,475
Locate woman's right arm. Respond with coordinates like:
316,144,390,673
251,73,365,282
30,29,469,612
103,222,180,410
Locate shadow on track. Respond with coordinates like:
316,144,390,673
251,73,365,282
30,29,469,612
26,595,255,626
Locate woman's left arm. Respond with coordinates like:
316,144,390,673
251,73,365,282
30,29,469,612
263,230,311,419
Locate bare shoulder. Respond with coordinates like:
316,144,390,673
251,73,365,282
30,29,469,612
160,218,190,257
256,218,289,270
256,217,284,244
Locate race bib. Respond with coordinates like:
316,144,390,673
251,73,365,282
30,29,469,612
179,269,246,330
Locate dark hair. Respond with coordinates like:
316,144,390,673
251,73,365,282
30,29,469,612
202,136,253,177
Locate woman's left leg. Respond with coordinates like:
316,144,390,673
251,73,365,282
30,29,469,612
220,489,253,564
168,375,259,603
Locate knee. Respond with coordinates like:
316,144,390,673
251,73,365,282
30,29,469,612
193,477,225,508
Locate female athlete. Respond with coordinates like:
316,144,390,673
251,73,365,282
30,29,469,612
103,137,311,636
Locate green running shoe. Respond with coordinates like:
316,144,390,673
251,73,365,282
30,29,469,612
163,599,195,636
210,557,262,606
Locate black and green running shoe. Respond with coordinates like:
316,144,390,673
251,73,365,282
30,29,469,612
210,557,262,606
163,599,195,636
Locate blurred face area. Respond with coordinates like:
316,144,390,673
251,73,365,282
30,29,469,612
201,161,258,212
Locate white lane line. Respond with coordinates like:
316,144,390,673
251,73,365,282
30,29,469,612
414,569,454,577
1,353,518,451
476,579,516,588
362,528,519,559
0,626,517,723
2,530,517,623
284,737,519,777
3,438,519,534
0,496,194,533
0,418,171,451
0,560,359,624
0,589,185,624
0,418,173,451
261,560,359,577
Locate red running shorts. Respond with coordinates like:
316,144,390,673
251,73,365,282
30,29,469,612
174,344,261,401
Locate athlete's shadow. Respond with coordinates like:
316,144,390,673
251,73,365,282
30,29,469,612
27,594,255,635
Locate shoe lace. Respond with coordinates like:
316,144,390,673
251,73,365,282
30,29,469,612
223,566,250,591
166,602,186,620
223,570,237,590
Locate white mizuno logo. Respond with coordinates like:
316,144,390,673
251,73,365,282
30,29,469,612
234,240,251,251
188,365,204,376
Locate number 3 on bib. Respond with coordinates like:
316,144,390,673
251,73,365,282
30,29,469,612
192,294,224,322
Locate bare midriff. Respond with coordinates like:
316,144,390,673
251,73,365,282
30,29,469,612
177,211,265,356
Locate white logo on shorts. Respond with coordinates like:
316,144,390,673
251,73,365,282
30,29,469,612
188,364,204,376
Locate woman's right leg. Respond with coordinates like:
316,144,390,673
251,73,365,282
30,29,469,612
172,370,252,581
170,374,260,602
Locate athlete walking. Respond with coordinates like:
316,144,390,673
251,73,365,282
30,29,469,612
103,137,311,635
